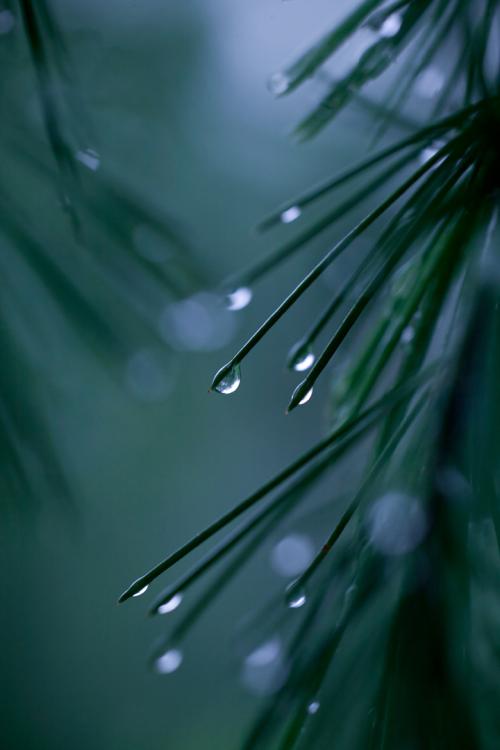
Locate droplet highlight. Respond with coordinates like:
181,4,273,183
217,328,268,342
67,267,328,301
286,584,307,609
307,701,320,715
132,585,149,597
268,72,291,96
157,593,183,615
378,13,402,38
155,648,183,674
225,287,253,311
280,205,301,224
288,342,315,372
76,148,101,171
298,388,313,405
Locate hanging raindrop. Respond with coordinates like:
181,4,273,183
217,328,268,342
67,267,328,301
287,342,315,372
155,648,183,674
132,584,148,597
298,387,313,405
157,593,183,615
268,72,291,96
285,583,307,609
280,205,301,224
225,287,253,311
213,363,241,395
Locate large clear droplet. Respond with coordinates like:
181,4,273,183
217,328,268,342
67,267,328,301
288,342,315,372
286,584,307,609
280,206,301,224
298,388,313,405
157,593,183,615
225,287,253,311
268,72,291,96
214,363,241,395
155,648,183,674
76,148,101,171
132,584,148,597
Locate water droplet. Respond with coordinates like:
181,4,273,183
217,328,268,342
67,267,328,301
367,492,427,556
280,205,301,224
76,148,100,171
286,583,307,609
400,326,415,346
213,363,241,395
132,585,148,597
307,701,320,715
271,534,314,577
225,286,253,311
155,648,183,674
157,593,183,615
0,10,15,35
288,342,315,372
268,72,291,96
378,13,402,38
298,388,313,405
245,639,281,667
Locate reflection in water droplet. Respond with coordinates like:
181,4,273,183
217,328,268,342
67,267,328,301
367,492,427,556
0,10,15,34
76,148,100,171
379,13,402,38
286,585,307,609
268,72,291,96
214,363,241,395
160,293,236,352
280,205,301,224
307,701,320,715
155,649,183,674
271,534,314,577
298,388,313,405
291,348,315,372
158,593,183,615
133,585,149,597
226,287,253,311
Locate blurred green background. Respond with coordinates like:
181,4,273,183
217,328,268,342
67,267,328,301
0,1,410,748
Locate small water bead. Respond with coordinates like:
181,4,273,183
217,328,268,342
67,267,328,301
157,593,183,615
280,205,301,224
307,701,320,715
132,585,149,597
225,286,253,311
0,10,15,35
286,583,307,609
213,363,241,395
76,148,100,171
400,325,415,346
298,388,313,406
268,72,291,96
287,342,315,372
378,13,402,38
155,648,183,674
